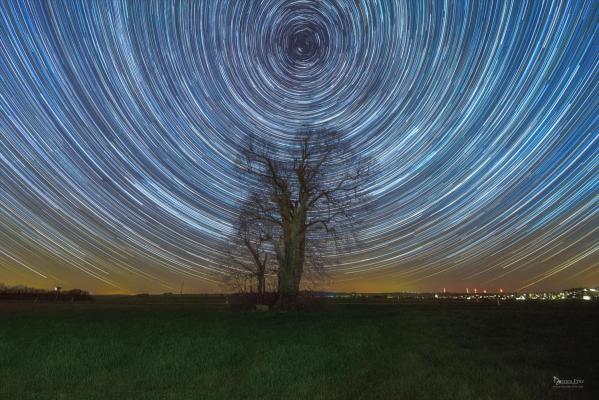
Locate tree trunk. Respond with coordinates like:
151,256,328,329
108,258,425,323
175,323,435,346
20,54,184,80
275,216,305,308
257,271,265,302
271,190,307,308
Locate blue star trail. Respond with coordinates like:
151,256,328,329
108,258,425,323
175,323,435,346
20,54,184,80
0,0,597,293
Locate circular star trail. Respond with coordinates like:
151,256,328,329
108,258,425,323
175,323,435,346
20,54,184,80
0,0,597,293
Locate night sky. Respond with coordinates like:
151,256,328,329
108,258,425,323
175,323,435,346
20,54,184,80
0,0,597,294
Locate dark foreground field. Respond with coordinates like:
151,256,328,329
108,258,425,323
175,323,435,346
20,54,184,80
0,299,597,400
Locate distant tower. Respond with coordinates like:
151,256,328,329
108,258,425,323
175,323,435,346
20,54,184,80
466,288,469,294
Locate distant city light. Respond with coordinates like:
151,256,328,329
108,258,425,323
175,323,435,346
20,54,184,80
319,288,596,302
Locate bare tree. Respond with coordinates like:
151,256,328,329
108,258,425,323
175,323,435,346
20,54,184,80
238,128,374,307
222,200,276,301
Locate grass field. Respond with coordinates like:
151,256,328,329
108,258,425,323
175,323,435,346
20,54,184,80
0,299,597,399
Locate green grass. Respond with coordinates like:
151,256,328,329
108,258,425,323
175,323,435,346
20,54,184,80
0,301,597,399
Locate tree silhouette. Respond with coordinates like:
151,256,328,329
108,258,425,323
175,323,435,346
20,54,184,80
222,200,276,301
231,128,374,307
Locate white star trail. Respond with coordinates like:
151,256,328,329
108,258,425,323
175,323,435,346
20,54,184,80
0,0,597,293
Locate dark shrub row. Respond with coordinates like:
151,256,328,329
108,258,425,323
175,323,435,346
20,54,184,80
0,284,93,302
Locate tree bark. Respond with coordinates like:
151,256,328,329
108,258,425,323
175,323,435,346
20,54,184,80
275,209,306,308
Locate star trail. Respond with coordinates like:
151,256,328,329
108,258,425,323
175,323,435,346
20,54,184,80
0,0,597,294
